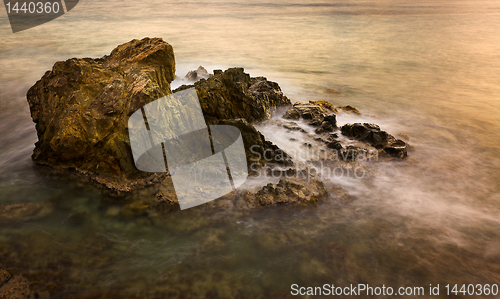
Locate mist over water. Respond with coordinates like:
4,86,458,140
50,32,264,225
1,0,500,297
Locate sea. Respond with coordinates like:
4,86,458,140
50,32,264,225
1,0,499,297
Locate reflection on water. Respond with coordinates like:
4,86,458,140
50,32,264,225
1,0,500,297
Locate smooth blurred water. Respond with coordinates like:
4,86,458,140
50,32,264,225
1,0,500,297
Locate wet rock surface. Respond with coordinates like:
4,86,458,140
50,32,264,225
0,272,33,299
244,178,327,206
280,102,409,160
27,37,176,193
0,203,53,224
341,123,408,158
27,39,291,193
175,68,291,124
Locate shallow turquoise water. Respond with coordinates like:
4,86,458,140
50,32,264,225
1,0,500,297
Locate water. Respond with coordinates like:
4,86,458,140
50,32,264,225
1,0,500,297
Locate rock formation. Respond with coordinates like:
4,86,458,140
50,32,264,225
176,68,291,124
27,37,176,192
27,38,292,193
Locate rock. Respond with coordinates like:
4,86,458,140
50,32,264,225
341,123,408,158
309,100,336,112
215,118,293,167
0,203,53,223
243,178,327,206
323,114,337,128
0,270,11,287
309,100,360,114
185,66,212,81
327,140,343,151
293,103,327,122
27,39,291,192
325,88,340,94
383,139,408,159
0,274,32,299
283,102,337,132
283,108,300,120
282,121,305,132
27,37,175,192
339,105,360,114
314,121,334,134
176,68,291,124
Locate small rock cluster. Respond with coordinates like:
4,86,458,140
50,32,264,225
282,101,409,159
244,178,327,206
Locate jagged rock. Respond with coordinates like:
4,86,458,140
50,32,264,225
283,108,300,120
215,118,293,167
185,66,212,81
339,105,360,114
243,178,327,206
27,38,291,192
383,139,408,159
309,100,336,111
327,140,343,151
309,100,360,114
282,102,337,131
315,121,334,134
176,68,291,124
27,37,176,192
324,114,337,128
293,103,327,122
341,123,408,158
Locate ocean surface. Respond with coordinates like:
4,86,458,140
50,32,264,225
1,0,500,297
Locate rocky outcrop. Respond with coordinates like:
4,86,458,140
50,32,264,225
283,103,337,131
341,123,408,158
176,68,291,124
27,37,176,192
27,38,292,192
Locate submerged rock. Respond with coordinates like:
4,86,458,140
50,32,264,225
0,203,53,223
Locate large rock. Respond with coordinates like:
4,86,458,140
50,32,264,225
27,38,291,192
27,37,176,192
